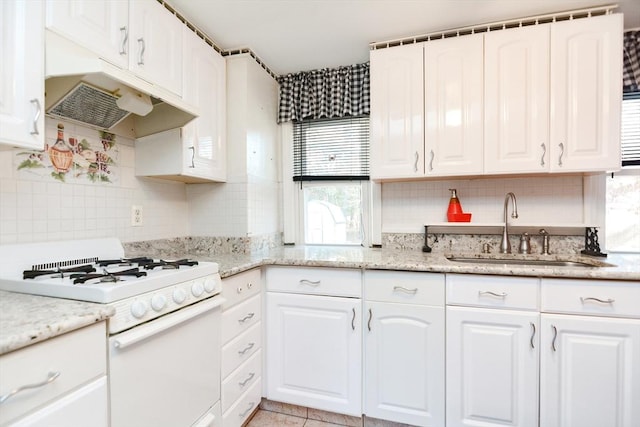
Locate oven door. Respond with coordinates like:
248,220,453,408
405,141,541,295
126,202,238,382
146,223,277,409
109,296,223,427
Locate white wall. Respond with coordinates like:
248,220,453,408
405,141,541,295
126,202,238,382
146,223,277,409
0,119,189,245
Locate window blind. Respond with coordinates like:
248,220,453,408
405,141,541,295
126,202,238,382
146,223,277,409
293,116,370,181
622,93,640,166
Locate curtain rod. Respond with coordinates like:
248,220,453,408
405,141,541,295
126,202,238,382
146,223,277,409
370,3,619,50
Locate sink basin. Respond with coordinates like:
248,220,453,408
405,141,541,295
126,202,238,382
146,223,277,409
445,256,612,268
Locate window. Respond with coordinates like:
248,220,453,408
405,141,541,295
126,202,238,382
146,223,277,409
605,93,640,253
291,116,370,246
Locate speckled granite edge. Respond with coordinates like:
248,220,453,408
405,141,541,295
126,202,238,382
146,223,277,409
0,291,114,355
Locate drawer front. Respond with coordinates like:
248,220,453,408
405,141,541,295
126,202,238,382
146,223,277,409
222,376,261,427
222,269,261,310
364,270,445,306
0,323,106,425
221,322,262,379
221,294,261,345
221,349,262,413
266,266,361,297
542,278,640,318
446,274,539,310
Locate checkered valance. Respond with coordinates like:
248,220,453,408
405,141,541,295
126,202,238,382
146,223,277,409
277,63,370,123
623,30,640,93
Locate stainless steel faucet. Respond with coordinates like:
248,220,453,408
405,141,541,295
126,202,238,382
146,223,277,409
500,192,518,253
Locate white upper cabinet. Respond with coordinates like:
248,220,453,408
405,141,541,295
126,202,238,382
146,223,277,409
425,34,484,176
370,43,424,179
45,0,128,68
484,24,551,174
0,0,45,150
181,28,226,182
128,0,182,96
549,13,623,172
46,0,183,96
370,13,623,180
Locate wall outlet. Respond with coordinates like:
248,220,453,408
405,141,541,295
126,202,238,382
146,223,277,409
131,205,143,227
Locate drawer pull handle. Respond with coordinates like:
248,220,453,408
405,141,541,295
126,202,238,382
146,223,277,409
239,372,255,387
0,371,60,404
300,279,320,287
238,342,255,355
238,312,255,323
478,290,507,298
367,308,372,332
393,286,418,295
119,26,128,55
551,325,558,352
580,297,615,305
351,308,356,331
239,401,255,418
30,98,41,135
137,37,145,65
530,322,536,349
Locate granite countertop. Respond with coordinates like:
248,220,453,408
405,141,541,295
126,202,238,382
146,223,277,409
2,246,638,356
0,290,114,355
199,247,640,282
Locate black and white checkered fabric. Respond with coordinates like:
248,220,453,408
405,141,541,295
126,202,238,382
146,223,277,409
277,63,370,123
623,30,640,93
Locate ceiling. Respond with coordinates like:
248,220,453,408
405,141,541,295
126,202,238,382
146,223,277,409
168,0,640,76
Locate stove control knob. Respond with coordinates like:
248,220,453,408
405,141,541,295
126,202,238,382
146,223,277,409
204,277,217,293
151,294,167,312
191,281,204,297
131,300,148,319
173,288,187,304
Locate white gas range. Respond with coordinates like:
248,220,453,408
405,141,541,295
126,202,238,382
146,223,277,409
0,238,224,427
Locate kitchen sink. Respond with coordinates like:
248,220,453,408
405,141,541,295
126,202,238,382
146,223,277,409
445,256,613,268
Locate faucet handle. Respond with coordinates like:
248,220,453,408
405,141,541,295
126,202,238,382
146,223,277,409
539,229,550,255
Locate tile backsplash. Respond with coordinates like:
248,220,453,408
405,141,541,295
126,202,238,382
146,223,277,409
0,119,188,244
382,175,585,233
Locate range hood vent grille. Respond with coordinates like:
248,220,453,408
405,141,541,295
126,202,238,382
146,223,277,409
47,82,130,129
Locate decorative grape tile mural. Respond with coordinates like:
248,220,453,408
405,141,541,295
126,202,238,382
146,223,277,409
15,122,119,184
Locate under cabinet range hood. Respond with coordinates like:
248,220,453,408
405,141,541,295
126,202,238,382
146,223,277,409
44,31,198,138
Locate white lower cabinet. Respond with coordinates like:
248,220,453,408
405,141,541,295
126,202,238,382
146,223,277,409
220,269,262,427
363,270,445,426
0,322,108,427
540,279,640,427
446,307,539,427
265,266,362,416
446,274,540,427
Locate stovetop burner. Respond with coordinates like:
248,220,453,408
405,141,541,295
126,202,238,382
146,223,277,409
144,259,200,270
23,264,97,280
96,257,154,267
71,268,148,284
0,238,220,304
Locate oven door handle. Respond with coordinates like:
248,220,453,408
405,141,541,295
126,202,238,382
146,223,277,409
112,296,225,350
